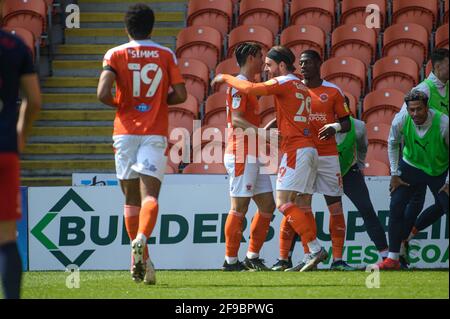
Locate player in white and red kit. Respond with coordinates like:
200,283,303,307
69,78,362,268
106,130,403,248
97,4,187,284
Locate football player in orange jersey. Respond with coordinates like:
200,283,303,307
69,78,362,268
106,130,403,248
280,50,356,271
97,4,187,284
222,42,276,272
213,46,328,272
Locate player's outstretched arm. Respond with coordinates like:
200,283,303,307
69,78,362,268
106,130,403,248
167,83,187,105
17,73,41,152
211,74,270,96
97,70,117,108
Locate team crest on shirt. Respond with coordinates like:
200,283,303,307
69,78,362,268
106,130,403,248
246,184,253,191
232,95,242,109
135,103,151,112
319,93,329,102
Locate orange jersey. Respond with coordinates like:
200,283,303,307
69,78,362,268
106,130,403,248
225,74,261,157
306,80,350,156
221,73,315,155
103,39,185,136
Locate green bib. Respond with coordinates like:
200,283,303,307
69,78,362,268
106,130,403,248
402,111,449,176
424,79,449,115
337,117,356,176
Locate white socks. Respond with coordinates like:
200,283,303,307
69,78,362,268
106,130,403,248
246,252,259,260
388,252,400,260
307,239,322,254
225,256,238,264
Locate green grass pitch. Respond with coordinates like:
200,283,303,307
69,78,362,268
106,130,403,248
4,270,448,299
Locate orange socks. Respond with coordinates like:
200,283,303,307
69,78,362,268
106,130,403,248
279,216,295,260
329,202,345,260
124,205,148,261
279,203,317,244
248,211,272,255
225,210,245,257
137,197,159,239
300,208,315,254
124,205,140,241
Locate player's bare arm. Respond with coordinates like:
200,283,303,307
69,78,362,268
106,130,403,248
318,115,351,140
17,74,41,152
167,83,187,105
97,70,117,108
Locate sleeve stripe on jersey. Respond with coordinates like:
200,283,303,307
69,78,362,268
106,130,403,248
321,80,345,97
103,65,117,74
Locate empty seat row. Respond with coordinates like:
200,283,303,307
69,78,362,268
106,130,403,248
187,0,447,37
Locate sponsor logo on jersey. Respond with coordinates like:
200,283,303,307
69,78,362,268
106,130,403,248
135,103,151,112
309,113,327,122
246,184,253,191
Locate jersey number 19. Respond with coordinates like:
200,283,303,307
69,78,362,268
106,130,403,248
128,63,162,98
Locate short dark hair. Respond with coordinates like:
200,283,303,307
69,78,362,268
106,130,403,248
431,48,449,68
300,50,322,63
235,42,262,67
267,46,296,72
124,4,155,40
404,90,428,107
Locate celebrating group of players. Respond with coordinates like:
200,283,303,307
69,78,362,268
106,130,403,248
97,4,448,283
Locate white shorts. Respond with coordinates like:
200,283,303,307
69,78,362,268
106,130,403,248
113,135,168,182
224,154,273,197
314,155,344,196
276,147,318,194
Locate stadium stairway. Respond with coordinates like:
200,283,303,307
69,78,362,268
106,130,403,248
22,0,187,186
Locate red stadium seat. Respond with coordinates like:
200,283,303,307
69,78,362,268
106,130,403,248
364,159,390,176
426,59,432,77
177,58,210,104
435,24,449,49
372,56,419,93
290,0,335,34
367,143,389,166
165,164,177,174
168,94,199,137
392,0,438,34
340,0,387,30
343,91,358,118
280,25,326,73
187,0,233,37
183,163,227,174
259,95,276,126
228,25,274,58
204,92,228,127
1,26,35,58
176,25,222,71
321,56,366,100
383,23,429,68
362,89,404,125
238,0,284,37
331,24,377,68
445,0,449,24
2,0,47,40
366,122,390,145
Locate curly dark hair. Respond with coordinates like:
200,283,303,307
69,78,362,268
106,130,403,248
404,90,429,107
124,4,155,40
